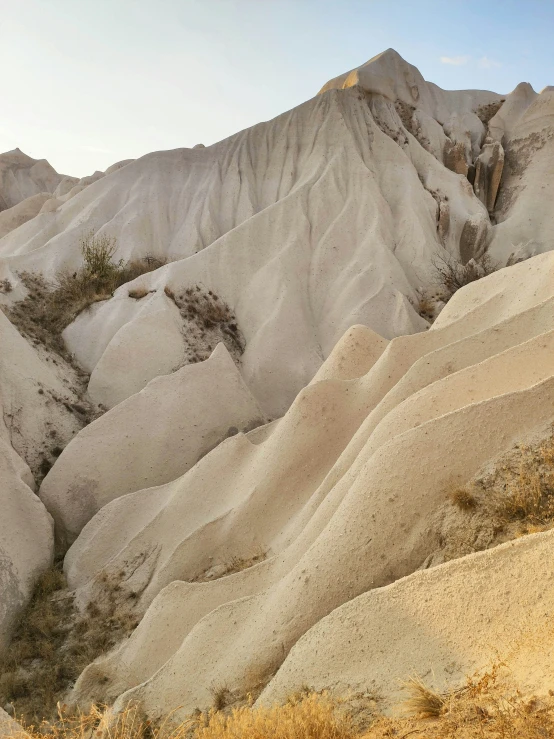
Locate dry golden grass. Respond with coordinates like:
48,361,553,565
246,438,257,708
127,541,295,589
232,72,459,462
194,692,357,739
437,431,554,565
401,675,446,718
12,670,554,739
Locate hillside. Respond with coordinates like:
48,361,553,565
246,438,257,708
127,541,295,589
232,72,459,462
1,48,554,734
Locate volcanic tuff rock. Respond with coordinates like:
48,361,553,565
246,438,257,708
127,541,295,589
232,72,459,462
1,48,554,723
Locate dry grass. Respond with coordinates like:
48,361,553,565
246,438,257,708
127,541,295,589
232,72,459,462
431,431,554,567
0,277,13,293
3,232,166,361
449,488,478,512
194,692,357,739
12,674,554,739
402,676,446,718
163,284,245,364
378,667,554,738
432,252,497,302
0,565,140,725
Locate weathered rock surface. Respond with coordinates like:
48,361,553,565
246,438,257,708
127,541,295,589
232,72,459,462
474,137,505,211
40,343,266,545
0,439,53,655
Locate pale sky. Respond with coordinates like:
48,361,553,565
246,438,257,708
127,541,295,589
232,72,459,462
1,0,553,177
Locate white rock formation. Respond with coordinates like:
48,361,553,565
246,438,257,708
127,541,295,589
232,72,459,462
0,193,52,240
2,47,554,724
0,49,505,416
0,311,85,479
65,251,554,718
0,439,53,654
40,343,266,544
0,149,69,211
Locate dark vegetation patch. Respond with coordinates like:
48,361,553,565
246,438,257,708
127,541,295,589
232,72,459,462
0,563,140,725
503,130,554,177
164,284,245,364
3,232,166,362
431,252,498,301
475,99,505,126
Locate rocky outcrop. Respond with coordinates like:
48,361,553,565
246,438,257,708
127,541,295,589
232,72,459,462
0,707,29,737
0,439,53,655
474,137,505,211
443,139,469,176
40,344,266,546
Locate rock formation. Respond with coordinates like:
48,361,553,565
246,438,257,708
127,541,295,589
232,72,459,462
474,137,505,211
2,48,554,727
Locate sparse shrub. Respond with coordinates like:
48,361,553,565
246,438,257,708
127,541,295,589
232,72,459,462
449,488,478,511
402,676,446,718
494,440,554,525
168,284,245,365
0,566,140,724
432,252,498,302
195,692,357,739
0,277,12,293
80,231,120,280
2,235,167,362
211,685,233,712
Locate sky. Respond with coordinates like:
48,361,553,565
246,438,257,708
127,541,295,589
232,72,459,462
1,0,553,177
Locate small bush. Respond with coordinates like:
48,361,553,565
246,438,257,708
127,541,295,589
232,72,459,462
3,235,167,361
80,231,120,280
210,685,233,712
195,692,357,739
449,489,478,511
432,252,498,301
0,277,12,293
402,676,446,718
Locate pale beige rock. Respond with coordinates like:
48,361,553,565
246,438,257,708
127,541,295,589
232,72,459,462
0,311,84,478
0,149,66,211
40,344,266,544
0,707,30,737
68,252,554,719
0,51,501,415
474,137,504,211
261,531,554,709
0,193,51,239
0,438,53,655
